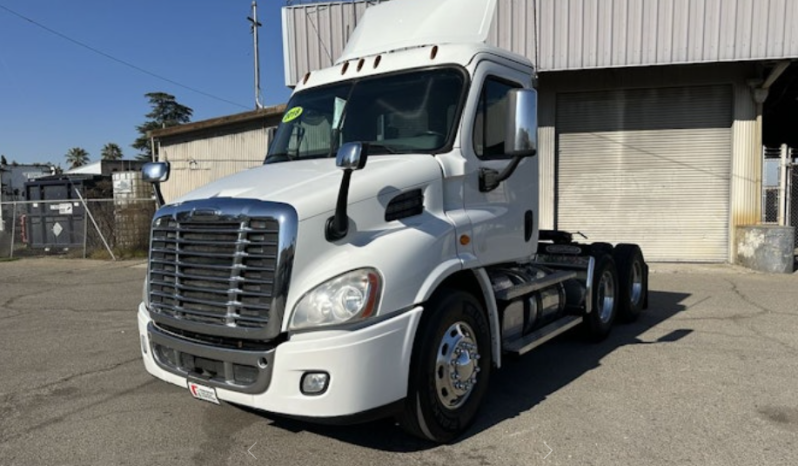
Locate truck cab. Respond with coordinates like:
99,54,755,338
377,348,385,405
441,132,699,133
138,0,647,443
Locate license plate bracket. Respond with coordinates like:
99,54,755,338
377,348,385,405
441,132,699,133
187,381,220,405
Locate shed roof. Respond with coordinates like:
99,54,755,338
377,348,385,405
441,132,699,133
150,104,286,140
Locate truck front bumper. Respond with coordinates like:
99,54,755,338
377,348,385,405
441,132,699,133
137,303,422,418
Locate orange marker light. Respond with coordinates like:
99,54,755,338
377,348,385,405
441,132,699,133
459,235,470,246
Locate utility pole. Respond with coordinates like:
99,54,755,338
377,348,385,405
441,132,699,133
248,1,264,109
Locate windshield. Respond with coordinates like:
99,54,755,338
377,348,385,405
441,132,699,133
266,67,466,163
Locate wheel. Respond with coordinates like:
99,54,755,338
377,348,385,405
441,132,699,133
613,244,647,322
584,254,618,341
590,242,614,257
398,289,492,443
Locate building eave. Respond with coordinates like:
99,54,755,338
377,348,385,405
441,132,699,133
149,104,286,140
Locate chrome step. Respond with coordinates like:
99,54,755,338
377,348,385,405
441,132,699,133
493,270,576,301
504,315,583,356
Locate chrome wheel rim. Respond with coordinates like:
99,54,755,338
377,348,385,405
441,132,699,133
435,321,481,410
597,269,616,323
630,261,643,306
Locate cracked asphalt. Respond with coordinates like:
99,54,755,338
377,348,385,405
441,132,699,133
1,258,797,466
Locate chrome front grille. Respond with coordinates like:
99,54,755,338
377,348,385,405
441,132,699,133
147,199,297,341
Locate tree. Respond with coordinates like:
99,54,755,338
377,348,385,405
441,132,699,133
0,155,7,165
101,143,124,161
65,147,90,169
133,92,193,160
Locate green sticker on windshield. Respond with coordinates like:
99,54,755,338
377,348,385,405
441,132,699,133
282,106,303,123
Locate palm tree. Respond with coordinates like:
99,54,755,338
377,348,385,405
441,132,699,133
65,147,90,169
101,143,123,161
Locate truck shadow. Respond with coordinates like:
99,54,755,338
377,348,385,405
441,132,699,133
250,289,691,451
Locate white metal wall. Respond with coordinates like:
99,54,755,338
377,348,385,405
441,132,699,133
283,0,798,85
159,127,272,203
282,0,384,86
555,85,733,262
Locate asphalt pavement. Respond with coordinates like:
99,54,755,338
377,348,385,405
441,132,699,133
0,258,797,466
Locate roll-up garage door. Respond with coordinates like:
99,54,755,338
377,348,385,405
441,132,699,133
556,85,732,262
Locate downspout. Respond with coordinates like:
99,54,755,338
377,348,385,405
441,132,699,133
779,144,788,226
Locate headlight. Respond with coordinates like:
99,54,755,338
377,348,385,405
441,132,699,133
290,268,382,330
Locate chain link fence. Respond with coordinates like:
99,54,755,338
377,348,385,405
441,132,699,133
762,146,782,224
762,186,781,223
761,146,798,249
0,197,156,260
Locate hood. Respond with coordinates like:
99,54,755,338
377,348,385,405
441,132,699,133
172,155,443,220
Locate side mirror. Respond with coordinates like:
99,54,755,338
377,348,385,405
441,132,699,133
504,89,538,157
336,142,368,170
141,162,170,207
327,143,369,241
142,162,170,183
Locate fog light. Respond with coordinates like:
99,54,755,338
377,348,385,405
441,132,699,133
300,372,329,395
140,334,148,354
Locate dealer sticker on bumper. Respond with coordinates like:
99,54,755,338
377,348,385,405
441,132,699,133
188,381,220,405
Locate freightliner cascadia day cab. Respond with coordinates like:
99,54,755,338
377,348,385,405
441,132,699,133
138,0,648,443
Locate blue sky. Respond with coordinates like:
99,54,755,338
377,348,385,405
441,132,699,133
0,0,294,167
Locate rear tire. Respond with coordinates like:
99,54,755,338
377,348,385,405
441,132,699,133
613,244,647,322
398,289,491,443
590,242,614,257
584,254,618,341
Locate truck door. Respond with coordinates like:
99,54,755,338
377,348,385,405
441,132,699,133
461,60,538,265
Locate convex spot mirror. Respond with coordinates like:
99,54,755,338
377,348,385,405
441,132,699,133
142,162,171,183
504,89,538,157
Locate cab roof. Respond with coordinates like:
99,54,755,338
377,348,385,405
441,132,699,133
337,0,497,64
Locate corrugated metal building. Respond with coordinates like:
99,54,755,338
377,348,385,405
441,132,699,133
150,105,285,203
282,0,798,262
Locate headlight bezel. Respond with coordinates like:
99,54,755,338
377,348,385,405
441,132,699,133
289,268,383,331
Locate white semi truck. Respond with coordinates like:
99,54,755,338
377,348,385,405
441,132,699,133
138,0,648,443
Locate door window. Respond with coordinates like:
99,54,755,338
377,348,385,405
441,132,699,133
472,78,521,159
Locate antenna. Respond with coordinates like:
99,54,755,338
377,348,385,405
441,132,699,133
248,1,264,109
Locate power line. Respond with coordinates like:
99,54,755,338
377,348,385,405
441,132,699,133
0,3,249,109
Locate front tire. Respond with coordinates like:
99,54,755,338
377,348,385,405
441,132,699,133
398,289,491,443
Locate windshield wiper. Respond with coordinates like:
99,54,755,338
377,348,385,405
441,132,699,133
327,85,358,159
366,142,399,154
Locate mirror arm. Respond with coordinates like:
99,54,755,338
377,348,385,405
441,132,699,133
478,150,534,192
152,184,166,208
325,169,353,241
